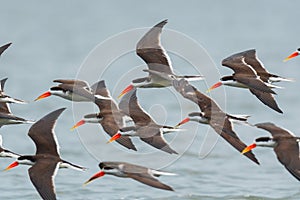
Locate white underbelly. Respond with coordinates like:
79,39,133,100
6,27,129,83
224,81,249,89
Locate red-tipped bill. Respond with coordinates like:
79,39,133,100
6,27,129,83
83,171,105,186
107,133,121,144
284,52,299,62
118,84,134,98
175,117,190,128
70,120,86,131
34,91,51,101
4,161,19,171
206,82,222,93
241,143,257,154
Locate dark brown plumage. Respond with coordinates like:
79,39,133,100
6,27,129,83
73,80,137,151
118,88,178,154
6,108,86,200
119,19,203,97
85,161,175,191
173,79,259,164
255,122,300,181
216,51,283,113
0,42,11,57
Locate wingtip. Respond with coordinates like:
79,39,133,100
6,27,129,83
154,19,168,28
275,107,283,114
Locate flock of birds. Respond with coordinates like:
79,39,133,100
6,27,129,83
0,19,300,199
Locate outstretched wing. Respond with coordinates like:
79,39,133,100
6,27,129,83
210,117,260,164
128,173,174,191
119,89,152,126
28,108,66,156
255,122,293,137
138,126,177,154
136,19,173,75
121,162,174,191
249,89,282,113
172,79,222,115
29,159,58,200
275,139,300,181
243,49,271,82
0,43,12,57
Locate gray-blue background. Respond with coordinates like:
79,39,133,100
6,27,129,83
0,1,299,199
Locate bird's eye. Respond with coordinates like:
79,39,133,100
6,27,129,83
298,48,300,51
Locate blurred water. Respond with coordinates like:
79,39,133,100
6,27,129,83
0,1,300,199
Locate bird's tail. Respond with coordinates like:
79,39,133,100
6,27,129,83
227,114,253,126
176,75,204,81
151,169,177,177
269,75,295,83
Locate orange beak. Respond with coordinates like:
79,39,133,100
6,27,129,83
241,143,257,154
4,161,19,171
206,82,222,93
70,120,86,131
107,133,121,144
175,117,190,128
284,51,299,62
34,91,51,101
118,84,134,98
83,171,105,186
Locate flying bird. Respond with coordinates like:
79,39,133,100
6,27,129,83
71,80,137,151
119,19,203,98
5,108,86,200
234,49,291,83
207,50,283,113
242,122,300,181
173,79,259,164
35,79,110,102
110,88,181,154
84,161,175,191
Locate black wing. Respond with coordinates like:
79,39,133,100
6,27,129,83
91,80,110,97
139,126,177,154
255,122,292,137
29,159,58,200
172,79,222,115
128,173,174,191
249,89,282,113
121,162,174,191
0,77,8,92
210,117,260,164
101,115,137,151
0,43,11,57
235,75,275,94
119,89,152,126
222,55,257,77
243,49,271,82
275,139,300,181
28,108,65,156
136,19,173,75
